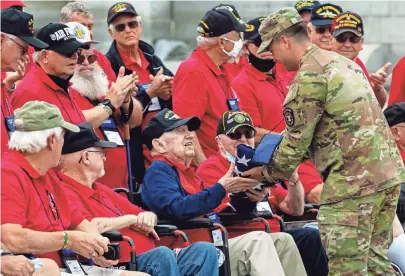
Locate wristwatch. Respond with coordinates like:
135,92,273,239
98,99,116,116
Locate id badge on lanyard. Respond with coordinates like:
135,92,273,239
227,88,240,111
99,117,124,146
141,83,162,112
5,116,15,138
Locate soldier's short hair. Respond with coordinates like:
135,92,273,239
273,21,308,44
60,1,92,23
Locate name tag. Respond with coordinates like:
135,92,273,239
140,83,162,111
99,118,124,147
5,116,15,137
59,249,87,275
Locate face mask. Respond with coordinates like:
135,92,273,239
224,151,236,164
248,48,276,73
222,37,243,58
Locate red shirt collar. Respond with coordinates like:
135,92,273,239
195,47,225,76
117,45,150,70
57,171,95,199
33,63,70,92
7,151,42,179
153,155,201,195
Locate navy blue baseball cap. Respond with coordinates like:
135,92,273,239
295,0,321,13
310,3,342,26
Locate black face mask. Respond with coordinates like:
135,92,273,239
248,49,276,73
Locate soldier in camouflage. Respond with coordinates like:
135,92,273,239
242,7,405,276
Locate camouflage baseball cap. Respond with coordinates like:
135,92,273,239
14,101,79,132
258,7,303,54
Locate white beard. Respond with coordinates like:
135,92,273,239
71,63,109,100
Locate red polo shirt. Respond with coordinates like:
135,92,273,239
221,56,248,80
10,63,86,124
232,63,287,132
173,47,238,157
93,49,117,83
1,73,13,154
388,56,405,105
58,172,155,262
71,92,128,189
354,57,372,84
1,151,85,267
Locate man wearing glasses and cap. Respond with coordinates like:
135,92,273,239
242,7,405,275
1,8,48,153
172,5,254,159
331,11,390,107
67,21,143,190
306,3,342,51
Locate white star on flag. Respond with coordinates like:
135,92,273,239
234,165,243,176
237,154,251,167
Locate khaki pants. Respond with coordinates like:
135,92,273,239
228,231,307,276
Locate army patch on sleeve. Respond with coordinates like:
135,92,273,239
283,108,295,127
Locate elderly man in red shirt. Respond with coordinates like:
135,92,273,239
0,101,125,275
331,11,390,107
232,17,324,204
60,1,117,83
388,56,405,105
0,8,48,153
172,6,254,159
66,21,142,189
58,122,219,276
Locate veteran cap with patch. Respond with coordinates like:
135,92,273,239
258,8,302,54
294,0,321,13
142,108,201,150
331,11,364,37
13,101,79,133
217,110,256,136
310,3,342,26
197,7,254,38
65,21,99,44
107,2,138,25
383,102,405,127
244,17,266,47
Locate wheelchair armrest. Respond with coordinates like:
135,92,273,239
154,224,178,235
102,231,123,242
158,218,214,230
218,212,258,223
304,203,320,211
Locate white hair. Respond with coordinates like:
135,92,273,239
32,51,40,62
108,16,142,32
70,62,109,100
196,31,235,48
60,1,92,23
8,127,63,153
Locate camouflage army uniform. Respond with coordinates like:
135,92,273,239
258,8,405,276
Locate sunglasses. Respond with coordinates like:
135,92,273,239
335,34,362,44
77,53,97,65
227,129,256,140
61,48,82,58
315,26,332,34
114,20,140,32
7,35,28,55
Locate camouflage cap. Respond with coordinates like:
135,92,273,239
14,101,79,132
258,8,303,54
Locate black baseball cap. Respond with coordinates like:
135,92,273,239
244,17,266,47
197,8,254,38
295,0,321,13
384,103,405,127
211,4,241,18
107,2,138,25
310,3,342,26
1,8,48,49
217,111,256,136
332,11,364,37
142,109,201,150
62,122,116,154
35,23,90,55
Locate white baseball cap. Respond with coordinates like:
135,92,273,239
65,21,99,44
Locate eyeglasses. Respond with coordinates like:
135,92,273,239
7,35,28,55
47,190,61,221
78,149,107,163
335,34,362,44
114,20,141,32
227,129,256,140
77,53,97,65
315,26,331,35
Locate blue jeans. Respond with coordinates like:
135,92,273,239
136,242,219,276
286,228,329,276
388,233,405,273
